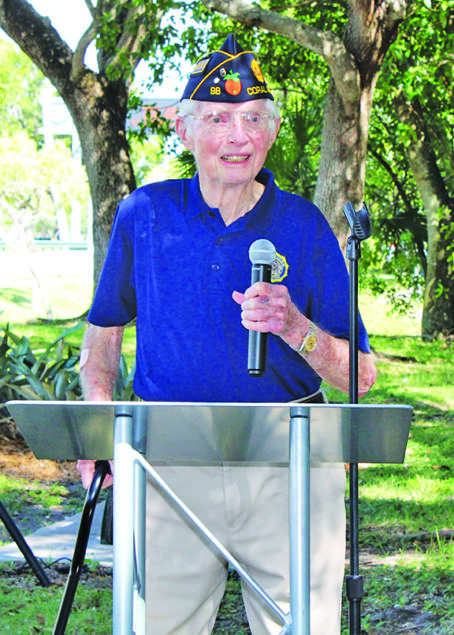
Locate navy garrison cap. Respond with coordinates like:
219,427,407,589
180,34,274,103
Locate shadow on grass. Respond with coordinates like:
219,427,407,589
0,287,31,308
342,562,454,634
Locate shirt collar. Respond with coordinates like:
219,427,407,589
187,173,211,219
186,168,278,232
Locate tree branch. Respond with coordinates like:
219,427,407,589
96,0,163,80
71,0,108,78
84,0,98,19
345,0,406,83
0,0,74,94
200,0,361,106
114,4,150,74
72,17,99,81
368,144,413,213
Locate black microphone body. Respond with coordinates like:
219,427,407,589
248,262,272,377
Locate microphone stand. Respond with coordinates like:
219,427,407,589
343,202,371,635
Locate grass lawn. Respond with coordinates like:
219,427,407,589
1,278,453,633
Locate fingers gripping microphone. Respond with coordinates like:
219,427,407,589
248,239,276,377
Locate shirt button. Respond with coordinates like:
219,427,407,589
208,211,216,218
211,264,220,271
216,237,224,245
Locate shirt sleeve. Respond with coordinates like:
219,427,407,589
87,201,137,327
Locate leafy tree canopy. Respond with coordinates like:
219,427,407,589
0,37,46,143
0,131,90,246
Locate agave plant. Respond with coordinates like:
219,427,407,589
0,323,84,403
0,323,137,406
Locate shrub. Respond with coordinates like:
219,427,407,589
0,323,136,410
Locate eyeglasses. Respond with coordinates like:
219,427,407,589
186,111,275,133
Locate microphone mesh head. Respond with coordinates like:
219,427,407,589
249,239,276,265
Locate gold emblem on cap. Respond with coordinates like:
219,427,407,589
191,58,209,75
251,59,265,83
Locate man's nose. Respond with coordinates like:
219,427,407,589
227,114,248,140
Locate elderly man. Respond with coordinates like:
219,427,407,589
78,35,376,634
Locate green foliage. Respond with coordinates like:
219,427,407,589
172,148,197,179
363,0,454,313
127,90,174,146
0,474,84,518
346,559,454,633
0,565,112,634
96,0,184,82
0,323,84,403
265,97,323,201
212,571,250,633
325,333,454,408
0,39,46,144
115,353,137,401
0,133,90,246
128,132,169,186
0,324,136,405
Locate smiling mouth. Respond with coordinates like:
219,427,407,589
221,155,250,163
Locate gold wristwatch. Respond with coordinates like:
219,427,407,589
297,322,317,355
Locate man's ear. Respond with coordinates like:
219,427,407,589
267,117,281,150
176,117,194,152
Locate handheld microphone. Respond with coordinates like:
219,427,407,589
248,239,276,377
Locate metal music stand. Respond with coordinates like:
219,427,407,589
6,400,412,635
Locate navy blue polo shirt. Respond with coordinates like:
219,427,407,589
88,169,370,402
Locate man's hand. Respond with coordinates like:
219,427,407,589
232,282,295,335
77,460,114,489
232,282,303,348
233,282,377,397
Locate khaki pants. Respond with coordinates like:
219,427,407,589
145,464,346,634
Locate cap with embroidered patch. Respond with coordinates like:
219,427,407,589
180,34,274,103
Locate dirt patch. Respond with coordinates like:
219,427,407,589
0,414,79,482
0,441,79,482
0,413,86,541
2,560,113,591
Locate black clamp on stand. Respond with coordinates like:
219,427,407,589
343,201,372,635
53,460,111,635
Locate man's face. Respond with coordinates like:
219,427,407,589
177,100,280,189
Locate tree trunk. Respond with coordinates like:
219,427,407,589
0,0,136,290
396,96,454,338
420,206,454,338
401,108,454,337
314,81,373,252
64,75,136,288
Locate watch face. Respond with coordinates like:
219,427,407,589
305,333,317,352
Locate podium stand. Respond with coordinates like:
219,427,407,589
7,400,412,635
